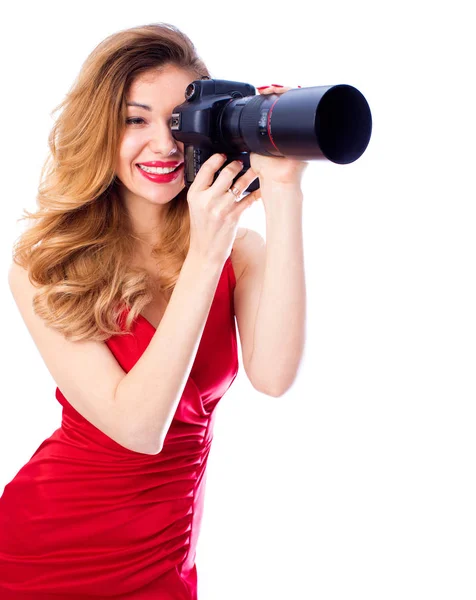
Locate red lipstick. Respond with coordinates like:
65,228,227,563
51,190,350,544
136,163,184,184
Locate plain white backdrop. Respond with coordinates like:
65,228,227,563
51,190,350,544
1,1,475,598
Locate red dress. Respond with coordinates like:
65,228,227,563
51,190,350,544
0,254,238,599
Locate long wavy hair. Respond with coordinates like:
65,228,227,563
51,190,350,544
11,23,212,342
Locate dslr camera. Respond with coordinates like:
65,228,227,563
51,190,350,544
171,78,372,194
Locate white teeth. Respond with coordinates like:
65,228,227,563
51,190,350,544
138,164,178,174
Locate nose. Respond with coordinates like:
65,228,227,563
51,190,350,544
148,122,182,157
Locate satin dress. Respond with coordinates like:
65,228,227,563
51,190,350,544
0,254,238,599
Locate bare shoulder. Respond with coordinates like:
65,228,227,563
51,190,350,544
6,261,151,453
231,227,266,284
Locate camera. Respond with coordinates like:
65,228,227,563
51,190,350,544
171,78,372,194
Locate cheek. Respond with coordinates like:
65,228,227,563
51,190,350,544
119,132,146,165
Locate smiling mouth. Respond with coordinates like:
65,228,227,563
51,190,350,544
135,163,185,182
137,163,182,174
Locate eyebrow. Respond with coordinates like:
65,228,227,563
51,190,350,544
126,101,152,111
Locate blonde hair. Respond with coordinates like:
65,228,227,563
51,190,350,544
12,23,211,342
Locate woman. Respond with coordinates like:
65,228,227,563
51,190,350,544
0,22,307,598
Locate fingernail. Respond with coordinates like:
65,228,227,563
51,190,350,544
256,85,270,90
297,86,302,88
271,84,283,87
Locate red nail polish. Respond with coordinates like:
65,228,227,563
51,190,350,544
256,85,270,90
271,84,283,87
297,86,302,88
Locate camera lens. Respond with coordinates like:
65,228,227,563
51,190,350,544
219,85,372,164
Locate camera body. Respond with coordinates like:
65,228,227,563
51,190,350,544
171,78,263,192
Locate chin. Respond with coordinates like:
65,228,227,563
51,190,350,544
143,187,183,204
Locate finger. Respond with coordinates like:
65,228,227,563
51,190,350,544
191,153,227,193
232,189,260,216
240,188,261,204
257,85,293,94
234,167,258,195
250,190,262,202
212,160,245,195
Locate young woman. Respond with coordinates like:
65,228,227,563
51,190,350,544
0,22,307,599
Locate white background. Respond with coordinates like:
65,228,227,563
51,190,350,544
1,1,475,598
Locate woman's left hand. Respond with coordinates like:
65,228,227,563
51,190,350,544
247,84,308,191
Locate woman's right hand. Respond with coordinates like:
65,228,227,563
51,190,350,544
186,153,259,265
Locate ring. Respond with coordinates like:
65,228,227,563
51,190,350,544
227,186,241,199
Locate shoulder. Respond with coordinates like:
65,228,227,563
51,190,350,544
231,227,266,284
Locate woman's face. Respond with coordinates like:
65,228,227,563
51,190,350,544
115,65,197,206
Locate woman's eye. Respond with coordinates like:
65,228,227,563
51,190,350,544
125,117,174,126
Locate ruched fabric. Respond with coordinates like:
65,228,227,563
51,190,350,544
0,254,238,598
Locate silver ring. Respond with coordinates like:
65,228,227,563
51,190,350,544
227,186,241,199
